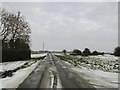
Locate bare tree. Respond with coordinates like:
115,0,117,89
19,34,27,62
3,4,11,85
0,9,31,49
0,9,31,61
62,49,67,55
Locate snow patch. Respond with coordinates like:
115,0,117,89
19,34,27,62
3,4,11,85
0,61,28,72
31,53,47,58
72,66,118,88
0,61,40,88
63,60,118,88
53,53,63,55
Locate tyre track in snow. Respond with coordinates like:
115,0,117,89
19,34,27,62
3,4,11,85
17,53,96,89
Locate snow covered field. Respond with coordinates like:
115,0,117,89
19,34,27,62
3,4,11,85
89,54,118,60
72,67,118,88
31,53,65,58
77,54,119,73
59,54,119,73
53,53,63,55
60,54,119,88
31,53,47,58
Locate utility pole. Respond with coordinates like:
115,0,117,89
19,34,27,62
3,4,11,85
43,42,44,51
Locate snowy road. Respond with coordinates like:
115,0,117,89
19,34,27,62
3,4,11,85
52,54,94,88
18,53,96,88
16,53,119,89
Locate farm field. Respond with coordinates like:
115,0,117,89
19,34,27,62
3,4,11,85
55,54,119,88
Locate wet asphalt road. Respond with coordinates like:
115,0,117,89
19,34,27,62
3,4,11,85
18,53,95,88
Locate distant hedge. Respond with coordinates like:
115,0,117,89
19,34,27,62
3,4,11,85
2,49,31,62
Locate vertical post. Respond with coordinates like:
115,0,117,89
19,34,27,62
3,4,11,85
0,2,2,63
43,42,44,51
118,1,120,89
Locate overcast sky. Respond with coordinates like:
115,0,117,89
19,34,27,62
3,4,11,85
2,2,118,52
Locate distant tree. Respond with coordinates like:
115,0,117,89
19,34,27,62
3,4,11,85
92,51,99,55
72,49,82,55
83,48,91,56
0,9,31,61
114,46,120,56
62,49,66,55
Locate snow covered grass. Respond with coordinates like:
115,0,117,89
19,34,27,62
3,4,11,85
0,54,46,73
56,54,119,73
76,54,119,73
0,53,47,88
1,60,38,78
63,60,118,88
1,61,28,72
0,60,40,88
0,54,46,76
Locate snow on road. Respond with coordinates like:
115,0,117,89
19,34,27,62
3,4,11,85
63,60,118,88
0,61,40,88
62,54,119,88
1,54,119,88
72,67,118,88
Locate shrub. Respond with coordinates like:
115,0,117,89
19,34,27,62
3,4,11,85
72,49,82,55
62,49,67,55
92,51,99,55
114,46,120,56
83,48,91,56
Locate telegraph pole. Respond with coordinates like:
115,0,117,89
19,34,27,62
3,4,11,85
43,42,44,51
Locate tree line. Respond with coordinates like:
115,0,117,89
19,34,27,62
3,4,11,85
0,9,31,62
63,48,104,56
63,46,120,56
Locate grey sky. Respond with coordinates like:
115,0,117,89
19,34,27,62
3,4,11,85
2,2,118,52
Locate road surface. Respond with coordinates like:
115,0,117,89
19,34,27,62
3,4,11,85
18,53,96,88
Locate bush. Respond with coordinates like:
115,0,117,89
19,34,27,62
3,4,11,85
72,49,82,55
114,46,120,56
91,51,104,55
92,51,99,55
62,49,67,55
83,48,91,56
2,48,31,62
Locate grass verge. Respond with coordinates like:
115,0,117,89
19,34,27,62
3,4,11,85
1,55,46,78
56,55,119,73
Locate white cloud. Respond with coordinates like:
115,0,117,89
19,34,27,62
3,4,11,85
2,2,118,52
